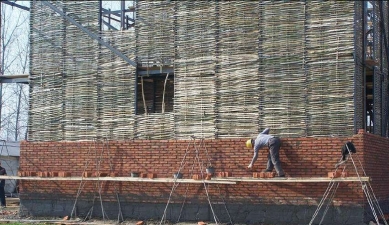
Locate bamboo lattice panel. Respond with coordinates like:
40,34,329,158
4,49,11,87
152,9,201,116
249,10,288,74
135,113,174,139
305,1,355,137
135,1,175,139
174,1,217,139
62,1,100,141
29,1,359,141
29,1,66,141
98,30,136,140
353,1,364,134
136,0,174,67
217,1,260,138
260,1,307,137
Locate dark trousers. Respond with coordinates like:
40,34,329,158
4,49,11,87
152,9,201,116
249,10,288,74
266,137,285,176
0,186,6,206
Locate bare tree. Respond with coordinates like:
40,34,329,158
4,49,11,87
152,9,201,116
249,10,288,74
0,2,30,141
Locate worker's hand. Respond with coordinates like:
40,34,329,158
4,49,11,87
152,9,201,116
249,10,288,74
247,164,253,169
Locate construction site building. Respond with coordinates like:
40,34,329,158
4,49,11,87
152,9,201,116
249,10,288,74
12,1,389,224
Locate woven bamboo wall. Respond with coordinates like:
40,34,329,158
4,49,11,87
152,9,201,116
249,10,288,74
135,0,175,139
353,1,365,137
63,1,99,141
217,1,260,138
29,1,136,141
260,1,307,137
174,1,217,139
305,1,355,137
98,30,136,140
29,1,359,141
29,1,66,141
135,1,174,66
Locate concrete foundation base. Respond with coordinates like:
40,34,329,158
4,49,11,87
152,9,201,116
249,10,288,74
19,199,367,225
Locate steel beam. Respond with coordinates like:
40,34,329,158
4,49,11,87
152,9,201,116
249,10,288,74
138,68,174,76
1,0,30,11
102,20,118,31
102,8,135,23
101,9,135,14
41,1,136,67
0,74,29,84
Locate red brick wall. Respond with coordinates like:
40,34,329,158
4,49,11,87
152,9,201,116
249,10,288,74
20,130,387,207
358,130,389,199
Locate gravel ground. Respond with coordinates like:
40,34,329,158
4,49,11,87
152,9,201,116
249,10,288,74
0,201,228,225
0,198,248,225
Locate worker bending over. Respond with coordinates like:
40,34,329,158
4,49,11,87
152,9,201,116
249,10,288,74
246,128,285,177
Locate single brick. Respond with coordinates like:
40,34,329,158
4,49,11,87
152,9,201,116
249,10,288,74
341,171,349,177
110,172,118,177
83,172,93,177
147,173,156,179
328,171,341,178
94,172,108,177
59,171,71,177
49,172,59,177
266,172,275,178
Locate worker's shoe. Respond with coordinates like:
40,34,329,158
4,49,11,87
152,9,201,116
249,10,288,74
262,169,272,173
275,174,285,178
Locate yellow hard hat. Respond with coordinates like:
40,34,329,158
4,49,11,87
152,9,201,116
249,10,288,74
246,139,252,149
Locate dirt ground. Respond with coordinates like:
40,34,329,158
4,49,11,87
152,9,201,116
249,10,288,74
0,198,226,225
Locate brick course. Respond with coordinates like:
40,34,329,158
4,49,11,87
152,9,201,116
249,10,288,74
19,130,389,222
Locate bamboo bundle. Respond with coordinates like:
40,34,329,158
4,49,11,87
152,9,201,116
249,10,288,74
305,1,355,137
136,0,174,66
260,1,307,137
29,1,66,141
135,113,174,139
98,30,136,140
62,1,99,141
217,1,260,138
353,1,365,131
174,1,217,139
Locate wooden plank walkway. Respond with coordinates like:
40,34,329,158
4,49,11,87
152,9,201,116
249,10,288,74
0,175,369,183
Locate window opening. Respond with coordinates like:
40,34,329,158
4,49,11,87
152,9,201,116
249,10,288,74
136,74,174,114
